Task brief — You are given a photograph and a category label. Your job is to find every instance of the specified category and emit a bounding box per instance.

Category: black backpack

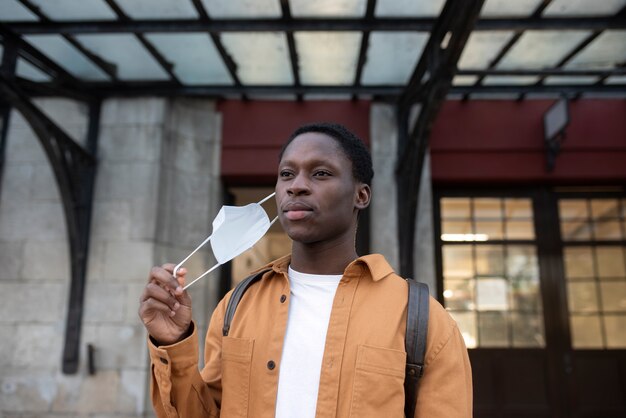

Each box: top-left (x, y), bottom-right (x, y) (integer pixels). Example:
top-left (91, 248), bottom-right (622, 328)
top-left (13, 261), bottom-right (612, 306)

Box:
top-left (222, 269), bottom-right (429, 418)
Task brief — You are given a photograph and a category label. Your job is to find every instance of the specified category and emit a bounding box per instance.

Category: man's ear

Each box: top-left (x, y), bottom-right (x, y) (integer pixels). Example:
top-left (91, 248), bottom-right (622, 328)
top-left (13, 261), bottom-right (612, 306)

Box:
top-left (355, 183), bottom-right (371, 210)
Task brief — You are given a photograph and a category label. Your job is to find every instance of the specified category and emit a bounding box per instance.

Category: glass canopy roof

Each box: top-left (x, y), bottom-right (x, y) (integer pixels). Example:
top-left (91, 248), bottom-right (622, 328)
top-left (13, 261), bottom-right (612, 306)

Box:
top-left (0, 0), bottom-right (625, 100)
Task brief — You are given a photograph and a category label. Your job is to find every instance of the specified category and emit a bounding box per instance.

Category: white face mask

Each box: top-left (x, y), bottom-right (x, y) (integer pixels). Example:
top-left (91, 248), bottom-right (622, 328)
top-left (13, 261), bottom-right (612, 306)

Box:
top-left (175, 192), bottom-right (278, 290)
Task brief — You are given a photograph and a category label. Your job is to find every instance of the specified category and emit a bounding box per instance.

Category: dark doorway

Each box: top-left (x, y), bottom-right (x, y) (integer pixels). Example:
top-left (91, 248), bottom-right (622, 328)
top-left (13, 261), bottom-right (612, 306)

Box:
top-left (434, 187), bottom-right (626, 418)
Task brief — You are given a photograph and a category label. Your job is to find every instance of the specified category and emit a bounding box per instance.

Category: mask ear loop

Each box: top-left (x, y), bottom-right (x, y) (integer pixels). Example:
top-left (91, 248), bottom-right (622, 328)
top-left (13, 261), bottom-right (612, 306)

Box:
top-left (175, 192), bottom-right (278, 290)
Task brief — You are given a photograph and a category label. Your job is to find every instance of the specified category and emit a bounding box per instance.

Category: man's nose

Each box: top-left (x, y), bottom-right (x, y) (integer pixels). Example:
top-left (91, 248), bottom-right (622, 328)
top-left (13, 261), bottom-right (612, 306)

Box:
top-left (287, 174), bottom-right (311, 195)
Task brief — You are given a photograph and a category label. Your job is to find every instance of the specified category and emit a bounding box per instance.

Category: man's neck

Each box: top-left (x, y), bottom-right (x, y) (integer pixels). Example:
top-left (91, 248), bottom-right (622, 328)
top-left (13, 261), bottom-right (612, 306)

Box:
top-left (290, 233), bottom-right (358, 275)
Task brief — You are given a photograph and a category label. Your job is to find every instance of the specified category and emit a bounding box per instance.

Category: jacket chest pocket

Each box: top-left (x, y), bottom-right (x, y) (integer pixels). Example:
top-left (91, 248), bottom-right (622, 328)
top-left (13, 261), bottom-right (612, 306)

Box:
top-left (349, 345), bottom-right (406, 418)
top-left (221, 337), bottom-right (254, 418)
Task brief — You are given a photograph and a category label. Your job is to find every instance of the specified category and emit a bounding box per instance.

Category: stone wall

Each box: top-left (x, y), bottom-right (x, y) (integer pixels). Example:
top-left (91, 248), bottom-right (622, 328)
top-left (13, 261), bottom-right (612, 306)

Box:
top-left (0, 97), bottom-right (222, 417)
top-left (369, 103), bottom-right (437, 293)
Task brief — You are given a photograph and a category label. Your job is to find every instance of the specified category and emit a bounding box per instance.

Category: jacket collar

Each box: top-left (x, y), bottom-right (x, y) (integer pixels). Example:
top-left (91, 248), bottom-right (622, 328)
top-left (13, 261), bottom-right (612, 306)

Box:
top-left (261, 253), bottom-right (395, 282)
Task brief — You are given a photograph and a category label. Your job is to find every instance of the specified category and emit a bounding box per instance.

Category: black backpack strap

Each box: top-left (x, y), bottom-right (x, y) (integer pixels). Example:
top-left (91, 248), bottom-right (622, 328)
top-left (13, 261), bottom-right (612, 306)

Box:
top-left (223, 268), bottom-right (272, 337)
top-left (404, 279), bottom-right (430, 418)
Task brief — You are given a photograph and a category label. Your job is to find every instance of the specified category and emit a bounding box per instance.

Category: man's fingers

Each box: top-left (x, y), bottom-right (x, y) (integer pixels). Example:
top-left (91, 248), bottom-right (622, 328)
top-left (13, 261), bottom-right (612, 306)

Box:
top-left (149, 266), bottom-right (181, 293)
top-left (139, 297), bottom-right (177, 318)
top-left (141, 283), bottom-right (181, 311)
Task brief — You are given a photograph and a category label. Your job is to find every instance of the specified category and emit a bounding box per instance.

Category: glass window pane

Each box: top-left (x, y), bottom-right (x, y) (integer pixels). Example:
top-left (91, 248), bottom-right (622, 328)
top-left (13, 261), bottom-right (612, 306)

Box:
top-left (570, 315), bottom-right (604, 349)
top-left (441, 198), bottom-right (471, 219)
top-left (497, 30), bottom-right (591, 70)
top-left (565, 30), bottom-right (626, 71)
top-left (505, 199), bottom-right (533, 219)
top-left (559, 199), bottom-right (589, 219)
top-left (477, 277), bottom-right (509, 311)
top-left (0, 0), bottom-right (39, 21)
top-left (567, 282), bottom-right (600, 313)
top-left (564, 247), bottom-right (595, 279)
top-left (604, 315), bottom-right (626, 348)
top-left (146, 33), bottom-right (232, 85)
top-left (221, 33), bottom-right (293, 85)
top-left (593, 221), bottom-right (623, 240)
top-left (505, 220), bottom-right (535, 240)
top-left (75, 34), bottom-right (169, 80)
top-left (476, 246), bottom-right (505, 276)
top-left (512, 313), bottom-right (545, 348)
top-left (116, 0), bottom-right (198, 19)
top-left (591, 199), bottom-right (620, 220)
top-left (510, 277), bottom-right (542, 312)
top-left (544, 76), bottom-right (599, 85)
top-left (441, 220), bottom-right (472, 235)
top-left (449, 311), bottom-right (477, 348)
top-left (443, 245), bottom-right (474, 279)
top-left (507, 245), bottom-right (539, 281)
top-left (544, 0), bottom-right (626, 17)
top-left (201, 0), bottom-right (281, 18)
top-left (458, 31), bottom-right (516, 70)
top-left (479, 312), bottom-right (509, 347)
top-left (24, 35), bottom-right (110, 81)
top-left (361, 32), bottom-right (428, 85)
top-left (600, 282), bottom-right (626, 312)
top-left (475, 220), bottom-right (503, 240)
top-left (16, 58), bottom-right (52, 82)
top-left (295, 32), bottom-right (361, 85)
top-left (443, 280), bottom-right (475, 311)
top-left (481, 0), bottom-right (544, 17)
top-left (28, 0), bottom-right (117, 20)
top-left (596, 246), bottom-right (626, 278)
top-left (291, 0), bottom-right (367, 17)
top-left (474, 198), bottom-right (502, 219)
top-left (561, 220), bottom-right (592, 241)
top-left (374, 0), bottom-right (445, 17)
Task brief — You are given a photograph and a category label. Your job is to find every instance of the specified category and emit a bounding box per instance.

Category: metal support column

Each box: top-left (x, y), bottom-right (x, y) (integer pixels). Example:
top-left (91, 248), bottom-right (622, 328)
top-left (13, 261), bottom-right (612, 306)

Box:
top-left (395, 0), bottom-right (485, 278)
top-left (0, 33), bottom-right (18, 198)
top-left (0, 73), bottom-right (100, 374)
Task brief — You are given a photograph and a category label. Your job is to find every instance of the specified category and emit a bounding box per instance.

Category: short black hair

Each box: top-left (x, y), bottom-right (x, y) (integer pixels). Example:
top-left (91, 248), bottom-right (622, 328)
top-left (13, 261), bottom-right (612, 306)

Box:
top-left (279, 122), bottom-right (374, 186)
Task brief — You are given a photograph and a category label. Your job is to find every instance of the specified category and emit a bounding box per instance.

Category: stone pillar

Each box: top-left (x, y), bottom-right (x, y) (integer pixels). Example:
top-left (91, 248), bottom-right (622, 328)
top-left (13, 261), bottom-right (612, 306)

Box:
top-left (414, 154), bottom-right (437, 294)
top-left (369, 104), bottom-right (437, 294)
top-left (0, 97), bottom-right (223, 417)
top-left (154, 98), bottom-right (223, 365)
top-left (369, 104), bottom-right (400, 271)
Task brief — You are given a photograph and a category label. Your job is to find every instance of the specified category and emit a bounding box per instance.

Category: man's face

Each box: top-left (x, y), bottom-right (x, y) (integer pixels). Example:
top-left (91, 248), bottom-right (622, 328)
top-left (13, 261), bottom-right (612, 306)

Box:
top-left (275, 132), bottom-right (370, 244)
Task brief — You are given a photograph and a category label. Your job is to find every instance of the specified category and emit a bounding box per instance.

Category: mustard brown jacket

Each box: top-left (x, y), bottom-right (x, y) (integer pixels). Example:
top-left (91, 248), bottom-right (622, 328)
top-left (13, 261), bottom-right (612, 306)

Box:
top-left (148, 254), bottom-right (473, 417)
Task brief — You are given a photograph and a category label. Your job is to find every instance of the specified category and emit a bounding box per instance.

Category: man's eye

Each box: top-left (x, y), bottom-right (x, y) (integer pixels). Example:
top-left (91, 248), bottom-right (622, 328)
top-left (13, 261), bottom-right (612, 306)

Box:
top-left (314, 170), bottom-right (331, 177)
top-left (280, 171), bottom-right (293, 177)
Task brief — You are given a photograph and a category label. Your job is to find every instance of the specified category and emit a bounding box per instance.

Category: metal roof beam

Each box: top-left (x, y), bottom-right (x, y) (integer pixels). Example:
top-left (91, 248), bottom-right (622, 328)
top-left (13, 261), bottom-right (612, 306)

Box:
top-left (396, 0), bottom-right (486, 278)
top-left (280, 0), bottom-right (302, 101)
top-left (451, 84), bottom-right (626, 95)
top-left (463, 0), bottom-right (554, 101)
top-left (458, 68), bottom-right (626, 77)
top-left (6, 16), bottom-right (626, 35)
top-left (352, 0), bottom-right (377, 100)
top-left (0, 24), bottom-right (92, 100)
top-left (15, 80), bottom-right (625, 98)
top-left (70, 82), bottom-right (406, 97)
top-left (103, 0), bottom-right (179, 84)
top-left (190, 0), bottom-right (244, 99)
top-left (17, 0), bottom-right (119, 81)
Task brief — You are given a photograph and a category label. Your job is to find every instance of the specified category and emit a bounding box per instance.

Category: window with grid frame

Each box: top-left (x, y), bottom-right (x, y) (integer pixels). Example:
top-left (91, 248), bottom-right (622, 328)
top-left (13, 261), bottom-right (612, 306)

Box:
top-left (440, 196), bottom-right (545, 349)
top-left (560, 198), bottom-right (626, 349)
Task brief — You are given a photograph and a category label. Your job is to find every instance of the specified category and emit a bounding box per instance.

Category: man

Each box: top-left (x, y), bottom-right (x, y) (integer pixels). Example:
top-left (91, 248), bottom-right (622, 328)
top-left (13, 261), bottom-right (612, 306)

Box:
top-left (139, 123), bottom-right (472, 417)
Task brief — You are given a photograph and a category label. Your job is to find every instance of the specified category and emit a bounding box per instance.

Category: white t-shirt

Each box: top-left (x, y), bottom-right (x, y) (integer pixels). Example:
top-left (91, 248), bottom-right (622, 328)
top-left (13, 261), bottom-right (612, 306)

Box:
top-left (274, 266), bottom-right (342, 418)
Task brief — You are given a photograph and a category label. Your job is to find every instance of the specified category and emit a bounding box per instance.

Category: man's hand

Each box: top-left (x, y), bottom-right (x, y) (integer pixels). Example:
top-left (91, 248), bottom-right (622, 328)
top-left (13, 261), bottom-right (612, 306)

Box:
top-left (139, 263), bottom-right (192, 346)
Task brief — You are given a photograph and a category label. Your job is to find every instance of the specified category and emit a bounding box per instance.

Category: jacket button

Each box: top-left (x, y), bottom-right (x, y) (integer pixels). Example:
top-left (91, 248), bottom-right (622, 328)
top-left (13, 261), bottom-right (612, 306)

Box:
top-left (280, 294), bottom-right (287, 303)
top-left (159, 357), bottom-right (168, 365)
top-left (267, 360), bottom-right (276, 370)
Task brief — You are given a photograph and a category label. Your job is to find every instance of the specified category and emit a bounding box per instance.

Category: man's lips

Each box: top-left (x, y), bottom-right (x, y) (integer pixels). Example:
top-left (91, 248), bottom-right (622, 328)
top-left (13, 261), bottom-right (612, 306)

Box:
top-left (282, 202), bottom-right (314, 221)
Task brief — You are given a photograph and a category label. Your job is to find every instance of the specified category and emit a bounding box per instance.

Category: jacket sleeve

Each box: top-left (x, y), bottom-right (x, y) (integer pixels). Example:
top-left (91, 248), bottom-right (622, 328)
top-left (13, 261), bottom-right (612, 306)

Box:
top-left (148, 295), bottom-right (230, 418)
top-left (413, 297), bottom-right (473, 418)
